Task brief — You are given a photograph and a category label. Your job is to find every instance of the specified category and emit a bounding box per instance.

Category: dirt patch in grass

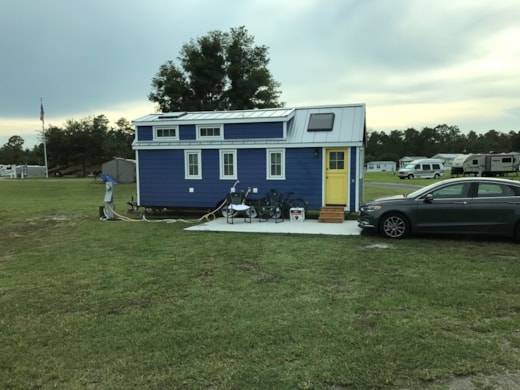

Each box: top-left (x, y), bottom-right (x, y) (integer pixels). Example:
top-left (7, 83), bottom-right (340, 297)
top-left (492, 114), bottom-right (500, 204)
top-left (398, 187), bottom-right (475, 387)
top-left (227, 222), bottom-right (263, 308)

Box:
top-left (432, 370), bottom-right (520, 389)
top-left (362, 243), bottom-right (395, 249)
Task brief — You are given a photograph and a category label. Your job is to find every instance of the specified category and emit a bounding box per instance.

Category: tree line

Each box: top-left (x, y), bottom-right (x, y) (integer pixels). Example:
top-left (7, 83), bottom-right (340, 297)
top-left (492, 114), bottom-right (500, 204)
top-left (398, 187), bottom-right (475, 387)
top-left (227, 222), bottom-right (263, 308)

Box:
top-left (0, 115), bottom-right (134, 176)
top-left (4, 121), bottom-right (519, 174)
top-left (366, 124), bottom-right (520, 163)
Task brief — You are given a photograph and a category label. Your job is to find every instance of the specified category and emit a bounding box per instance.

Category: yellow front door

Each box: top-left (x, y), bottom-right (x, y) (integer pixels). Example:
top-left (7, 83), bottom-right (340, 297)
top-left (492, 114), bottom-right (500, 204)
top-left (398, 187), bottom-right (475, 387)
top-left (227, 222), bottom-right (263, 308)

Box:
top-left (325, 148), bottom-right (348, 205)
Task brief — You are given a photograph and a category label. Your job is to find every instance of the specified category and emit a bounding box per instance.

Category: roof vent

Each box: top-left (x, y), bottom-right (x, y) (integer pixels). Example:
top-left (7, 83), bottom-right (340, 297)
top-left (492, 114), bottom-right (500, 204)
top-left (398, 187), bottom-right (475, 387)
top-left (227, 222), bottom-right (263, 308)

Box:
top-left (307, 113), bottom-right (335, 131)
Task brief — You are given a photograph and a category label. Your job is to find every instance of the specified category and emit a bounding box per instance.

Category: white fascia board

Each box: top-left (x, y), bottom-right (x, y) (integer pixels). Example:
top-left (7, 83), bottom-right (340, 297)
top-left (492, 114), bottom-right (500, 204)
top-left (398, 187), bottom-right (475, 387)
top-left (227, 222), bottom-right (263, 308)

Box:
top-left (133, 116), bottom-right (292, 127)
top-left (132, 140), bottom-right (363, 151)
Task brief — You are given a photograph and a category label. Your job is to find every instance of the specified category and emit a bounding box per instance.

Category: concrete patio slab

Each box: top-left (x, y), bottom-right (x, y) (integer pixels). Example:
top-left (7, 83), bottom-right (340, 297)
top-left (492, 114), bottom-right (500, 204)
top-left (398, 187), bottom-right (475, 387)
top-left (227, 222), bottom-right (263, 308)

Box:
top-left (185, 218), bottom-right (361, 236)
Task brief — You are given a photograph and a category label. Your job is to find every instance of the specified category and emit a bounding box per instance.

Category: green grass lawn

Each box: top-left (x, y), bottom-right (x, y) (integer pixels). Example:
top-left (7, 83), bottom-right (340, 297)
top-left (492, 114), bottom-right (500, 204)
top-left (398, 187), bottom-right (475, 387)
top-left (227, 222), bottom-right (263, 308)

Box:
top-left (1, 178), bottom-right (520, 389)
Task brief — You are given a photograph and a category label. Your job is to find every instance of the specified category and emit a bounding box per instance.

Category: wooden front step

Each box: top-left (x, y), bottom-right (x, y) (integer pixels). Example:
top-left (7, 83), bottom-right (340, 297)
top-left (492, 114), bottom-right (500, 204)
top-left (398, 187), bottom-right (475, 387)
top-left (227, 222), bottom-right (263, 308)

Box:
top-left (318, 206), bottom-right (344, 223)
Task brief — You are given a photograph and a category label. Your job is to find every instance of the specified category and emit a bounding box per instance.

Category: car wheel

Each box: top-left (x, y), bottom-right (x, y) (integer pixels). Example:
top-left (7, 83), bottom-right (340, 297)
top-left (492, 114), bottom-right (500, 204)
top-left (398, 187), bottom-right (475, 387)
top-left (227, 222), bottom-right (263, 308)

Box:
top-left (407, 174), bottom-right (414, 180)
top-left (434, 173), bottom-right (440, 179)
top-left (380, 213), bottom-right (410, 239)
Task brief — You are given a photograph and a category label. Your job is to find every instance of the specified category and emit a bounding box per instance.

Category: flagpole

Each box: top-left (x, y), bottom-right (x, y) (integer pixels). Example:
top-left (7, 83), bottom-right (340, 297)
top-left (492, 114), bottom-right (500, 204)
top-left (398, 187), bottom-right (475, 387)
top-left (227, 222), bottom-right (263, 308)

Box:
top-left (40, 98), bottom-right (49, 178)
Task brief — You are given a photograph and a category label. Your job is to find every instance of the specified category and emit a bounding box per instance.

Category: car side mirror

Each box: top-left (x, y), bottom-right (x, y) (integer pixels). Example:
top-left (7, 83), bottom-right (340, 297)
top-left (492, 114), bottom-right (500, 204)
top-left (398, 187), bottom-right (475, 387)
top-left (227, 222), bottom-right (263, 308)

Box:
top-left (424, 193), bottom-right (433, 203)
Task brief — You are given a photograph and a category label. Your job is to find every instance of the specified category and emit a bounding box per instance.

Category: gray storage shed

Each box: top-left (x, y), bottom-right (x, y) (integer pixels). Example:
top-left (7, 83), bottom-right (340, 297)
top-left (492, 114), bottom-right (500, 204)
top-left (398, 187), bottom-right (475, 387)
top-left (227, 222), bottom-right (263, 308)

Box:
top-left (102, 158), bottom-right (136, 183)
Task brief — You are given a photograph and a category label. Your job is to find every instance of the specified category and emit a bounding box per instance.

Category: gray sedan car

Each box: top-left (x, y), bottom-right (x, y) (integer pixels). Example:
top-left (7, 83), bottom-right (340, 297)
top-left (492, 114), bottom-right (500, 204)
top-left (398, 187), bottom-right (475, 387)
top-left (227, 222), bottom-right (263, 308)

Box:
top-left (358, 177), bottom-right (520, 239)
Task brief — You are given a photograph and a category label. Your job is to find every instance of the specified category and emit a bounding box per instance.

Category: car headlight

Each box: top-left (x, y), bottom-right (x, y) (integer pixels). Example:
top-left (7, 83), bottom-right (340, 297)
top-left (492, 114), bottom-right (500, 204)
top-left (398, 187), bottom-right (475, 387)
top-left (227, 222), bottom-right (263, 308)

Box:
top-left (361, 204), bottom-right (382, 212)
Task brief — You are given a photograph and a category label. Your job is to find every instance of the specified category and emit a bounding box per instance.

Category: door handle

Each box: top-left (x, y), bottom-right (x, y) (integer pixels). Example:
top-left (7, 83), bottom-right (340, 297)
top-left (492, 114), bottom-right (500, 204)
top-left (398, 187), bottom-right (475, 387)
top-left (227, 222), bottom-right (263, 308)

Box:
top-left (454, 201), bottom-right (467, 205)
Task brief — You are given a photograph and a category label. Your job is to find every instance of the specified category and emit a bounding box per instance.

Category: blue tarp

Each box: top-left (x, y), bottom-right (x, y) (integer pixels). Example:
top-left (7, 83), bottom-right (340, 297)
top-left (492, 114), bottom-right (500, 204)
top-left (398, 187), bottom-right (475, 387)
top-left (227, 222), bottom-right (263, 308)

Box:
top-left (99, 173), bottom-right (118, 184)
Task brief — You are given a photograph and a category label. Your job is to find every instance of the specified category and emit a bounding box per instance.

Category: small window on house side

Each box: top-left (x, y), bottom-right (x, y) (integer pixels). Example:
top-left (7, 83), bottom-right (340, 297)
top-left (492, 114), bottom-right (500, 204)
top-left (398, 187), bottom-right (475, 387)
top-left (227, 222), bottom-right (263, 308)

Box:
top-left (185, 150), bottom-right (202, 179)
top-left (307, 113), bottom-right (335, 131)
top-left (266, 149), bottom-right (285, 180)
top-left (197, 125), bottom-right (223, 140)
top-left (220, 150), bottom-right (237, 179)
top-left (154, 126), bottom-right (178, 140)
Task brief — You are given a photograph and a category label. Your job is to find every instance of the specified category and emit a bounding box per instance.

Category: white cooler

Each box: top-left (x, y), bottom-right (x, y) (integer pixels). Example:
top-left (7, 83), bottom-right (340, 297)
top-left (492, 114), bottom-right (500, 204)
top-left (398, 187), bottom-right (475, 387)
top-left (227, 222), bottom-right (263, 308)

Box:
top-left (289, 207), bottom-right (305, 222)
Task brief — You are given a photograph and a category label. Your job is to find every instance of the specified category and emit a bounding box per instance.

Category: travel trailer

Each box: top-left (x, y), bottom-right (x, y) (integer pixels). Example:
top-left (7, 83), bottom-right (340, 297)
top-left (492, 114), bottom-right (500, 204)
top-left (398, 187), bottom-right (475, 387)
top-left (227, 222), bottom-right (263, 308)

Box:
top-left (398, 158), bottom-right (444, 179)
top-left (450, 153), bottom-right (520, 176)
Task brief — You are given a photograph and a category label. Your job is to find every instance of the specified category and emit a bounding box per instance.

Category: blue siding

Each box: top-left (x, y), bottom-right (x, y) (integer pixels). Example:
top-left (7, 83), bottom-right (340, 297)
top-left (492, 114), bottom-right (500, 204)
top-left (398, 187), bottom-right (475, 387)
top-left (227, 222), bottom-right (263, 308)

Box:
top-left (137, 122), bottom-right (281, 142)
top-left (225, 122), bottom-right (284, 139)
top-left (137, 126), bottom-right (153, 141)
top-left (179, 124), bottom-right (196, 140)
top-left (284, 148), bottom-right (322, 209)
top-left (137, 147), bottom-right (323, 210)
top-left (138, 149), bottom-right (227, 209)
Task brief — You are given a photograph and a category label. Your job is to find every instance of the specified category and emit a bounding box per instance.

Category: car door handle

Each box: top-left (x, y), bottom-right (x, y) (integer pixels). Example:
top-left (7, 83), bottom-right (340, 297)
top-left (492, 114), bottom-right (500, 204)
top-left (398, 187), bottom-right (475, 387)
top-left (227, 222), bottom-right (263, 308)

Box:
top-left (454, 201), bottom-right (468, 205)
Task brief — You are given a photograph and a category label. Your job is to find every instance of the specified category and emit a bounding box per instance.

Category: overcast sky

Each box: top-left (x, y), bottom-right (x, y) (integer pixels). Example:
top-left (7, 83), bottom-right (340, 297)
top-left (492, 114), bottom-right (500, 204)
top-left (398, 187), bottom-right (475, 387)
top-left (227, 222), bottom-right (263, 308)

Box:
top-left (1, 0), bottom-right (519, 148)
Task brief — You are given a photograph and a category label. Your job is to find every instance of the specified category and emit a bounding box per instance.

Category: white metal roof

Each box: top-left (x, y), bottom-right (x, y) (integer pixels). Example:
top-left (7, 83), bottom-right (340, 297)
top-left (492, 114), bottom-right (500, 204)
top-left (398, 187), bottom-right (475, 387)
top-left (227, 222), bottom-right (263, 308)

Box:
top-left (132, 104), bottom-right (366, 148)
top-left (133, 107), bottom-right (296, 125)
top-left (287, 104), bottom-right (365, 146)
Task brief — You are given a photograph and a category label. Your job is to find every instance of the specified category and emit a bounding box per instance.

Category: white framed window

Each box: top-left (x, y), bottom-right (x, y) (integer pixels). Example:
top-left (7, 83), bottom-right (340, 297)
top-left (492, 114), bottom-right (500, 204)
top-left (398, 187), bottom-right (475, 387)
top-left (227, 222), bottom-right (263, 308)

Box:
top-left (266, 149), bottom-right (285, 180)
top-left (197, 124), bottom-right (223, 140)
top-left (154, 126), bottom-right (178, 140)
top-left (220, 149), bottom-right (237, 179)
top-left (184, 150), bottom-right (202, 179)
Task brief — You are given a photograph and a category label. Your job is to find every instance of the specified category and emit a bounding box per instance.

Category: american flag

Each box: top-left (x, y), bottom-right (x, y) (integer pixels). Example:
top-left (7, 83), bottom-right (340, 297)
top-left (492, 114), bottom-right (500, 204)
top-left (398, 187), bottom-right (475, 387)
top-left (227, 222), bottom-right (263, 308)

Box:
top-left (40, 100), bottom-right (45, 122)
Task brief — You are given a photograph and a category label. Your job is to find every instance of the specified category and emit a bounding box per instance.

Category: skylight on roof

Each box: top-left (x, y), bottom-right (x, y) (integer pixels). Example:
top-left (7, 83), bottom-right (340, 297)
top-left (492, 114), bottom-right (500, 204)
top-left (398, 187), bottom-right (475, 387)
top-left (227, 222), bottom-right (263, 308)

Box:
top-left (307, 113), bottom-right (335, 131)
top-left (157, 112), bottom-right (187, 119)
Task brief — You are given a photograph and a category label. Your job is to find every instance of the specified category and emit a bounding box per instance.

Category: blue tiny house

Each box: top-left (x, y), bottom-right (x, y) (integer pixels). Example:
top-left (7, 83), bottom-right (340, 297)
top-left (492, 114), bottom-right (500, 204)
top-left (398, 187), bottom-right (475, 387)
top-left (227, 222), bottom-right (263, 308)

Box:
top-left (132, 104), bottom-right (366, 212)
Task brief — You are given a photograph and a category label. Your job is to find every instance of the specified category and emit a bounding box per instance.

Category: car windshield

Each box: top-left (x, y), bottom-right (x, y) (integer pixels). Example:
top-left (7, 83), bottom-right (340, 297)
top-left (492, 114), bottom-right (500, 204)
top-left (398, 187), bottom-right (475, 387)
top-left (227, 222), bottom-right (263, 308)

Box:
top-left (404, 164), bottom-right (415, 169)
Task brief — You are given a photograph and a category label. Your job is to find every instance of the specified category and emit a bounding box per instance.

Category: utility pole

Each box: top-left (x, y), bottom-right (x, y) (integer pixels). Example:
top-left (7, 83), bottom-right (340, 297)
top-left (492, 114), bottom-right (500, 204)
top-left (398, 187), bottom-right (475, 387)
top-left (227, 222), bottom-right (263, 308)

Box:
top-left (40, 98), bottom-right (49, 178)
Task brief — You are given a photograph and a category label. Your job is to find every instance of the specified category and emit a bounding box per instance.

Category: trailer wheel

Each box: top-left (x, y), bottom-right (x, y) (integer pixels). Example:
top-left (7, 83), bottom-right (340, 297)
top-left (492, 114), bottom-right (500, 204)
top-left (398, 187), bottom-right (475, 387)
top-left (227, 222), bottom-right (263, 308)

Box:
top-left (247, 206), bottom-right (258, 219)
top-left (217, 199), bottom-right (229, 217)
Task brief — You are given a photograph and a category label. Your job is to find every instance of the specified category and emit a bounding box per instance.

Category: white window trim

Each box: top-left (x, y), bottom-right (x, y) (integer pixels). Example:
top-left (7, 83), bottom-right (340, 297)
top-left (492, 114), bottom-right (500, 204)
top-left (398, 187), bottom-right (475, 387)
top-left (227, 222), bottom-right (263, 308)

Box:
top-left (184, 150), bottom-right (202, 179)
top-left (153, 126), bottom-right (179, 140)
top-left (220, 149), bottom-right (237, 180)
top-left (197, 124), bottom-right (223, 140)
top-left (266, 149), bottom-right (285, 180)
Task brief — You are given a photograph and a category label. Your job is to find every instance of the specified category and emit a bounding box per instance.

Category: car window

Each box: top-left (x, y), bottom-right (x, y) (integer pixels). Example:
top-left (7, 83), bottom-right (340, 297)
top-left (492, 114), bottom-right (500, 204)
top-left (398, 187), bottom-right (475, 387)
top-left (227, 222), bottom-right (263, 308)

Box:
top-left (432, 164), bottom-right (440, 169)
top-left (422, 164), bottom-right (431, 170)
top-left (430, 183), bottom-right (468, 199)
top-left (477, 183), bottom-right (516, 197)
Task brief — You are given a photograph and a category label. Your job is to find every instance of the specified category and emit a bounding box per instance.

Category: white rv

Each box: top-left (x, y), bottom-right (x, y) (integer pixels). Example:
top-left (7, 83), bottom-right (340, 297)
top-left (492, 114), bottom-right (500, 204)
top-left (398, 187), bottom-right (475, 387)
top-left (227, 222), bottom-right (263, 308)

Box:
top-left (450, 153), bottom-right (520, 176)
top-left (398, 158), bottom-right (444, 179)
